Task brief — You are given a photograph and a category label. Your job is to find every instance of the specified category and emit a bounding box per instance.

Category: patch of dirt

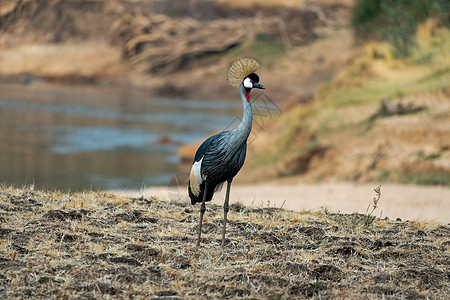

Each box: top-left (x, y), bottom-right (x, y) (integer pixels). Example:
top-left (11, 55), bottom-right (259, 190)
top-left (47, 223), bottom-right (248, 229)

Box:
top-left (0, 186), bottom-right (448, 298)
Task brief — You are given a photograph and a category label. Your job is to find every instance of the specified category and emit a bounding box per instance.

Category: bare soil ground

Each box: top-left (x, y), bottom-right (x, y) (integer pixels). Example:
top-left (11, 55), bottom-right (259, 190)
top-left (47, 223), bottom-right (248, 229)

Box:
top-left (1, 186), bottom-right (449, 299)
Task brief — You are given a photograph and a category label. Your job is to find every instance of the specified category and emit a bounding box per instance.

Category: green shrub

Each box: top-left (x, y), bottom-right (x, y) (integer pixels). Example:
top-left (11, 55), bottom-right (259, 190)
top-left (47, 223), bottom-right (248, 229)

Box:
top-left (351, 0), bottom-right (449, 57)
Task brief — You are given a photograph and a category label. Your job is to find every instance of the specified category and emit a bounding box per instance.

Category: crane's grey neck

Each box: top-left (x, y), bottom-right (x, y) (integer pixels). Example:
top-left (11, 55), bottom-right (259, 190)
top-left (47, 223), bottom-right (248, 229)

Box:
top-left (231, 84), bottom-right (253, 144)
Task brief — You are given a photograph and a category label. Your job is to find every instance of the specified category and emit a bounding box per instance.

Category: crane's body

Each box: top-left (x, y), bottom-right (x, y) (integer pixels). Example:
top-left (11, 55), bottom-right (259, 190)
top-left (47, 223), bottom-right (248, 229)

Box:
top-left (188, 57), bottom-right (265, 247)
top-left (188, 84), bottom-right (252, 205)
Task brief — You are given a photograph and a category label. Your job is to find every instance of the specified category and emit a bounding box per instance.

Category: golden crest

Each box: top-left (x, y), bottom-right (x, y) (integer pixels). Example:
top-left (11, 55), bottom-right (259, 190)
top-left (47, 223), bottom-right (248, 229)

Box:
top-left (226, 57), bottom-right (262, 87)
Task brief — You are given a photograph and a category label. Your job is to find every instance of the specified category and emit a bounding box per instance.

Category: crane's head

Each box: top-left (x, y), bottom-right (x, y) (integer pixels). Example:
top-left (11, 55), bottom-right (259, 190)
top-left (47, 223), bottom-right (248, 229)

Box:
top-left (242, 73), bottom-right (265, 101)
top-left (227, 57), bottom-right (265, 101)
top-left (243, 73), bottom-right (265, 90)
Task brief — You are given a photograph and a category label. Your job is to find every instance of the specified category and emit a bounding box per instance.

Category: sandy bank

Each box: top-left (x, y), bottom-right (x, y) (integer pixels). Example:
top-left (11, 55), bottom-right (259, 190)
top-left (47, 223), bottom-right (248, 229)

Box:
top-left (113, 181), bottom-right (450, 223)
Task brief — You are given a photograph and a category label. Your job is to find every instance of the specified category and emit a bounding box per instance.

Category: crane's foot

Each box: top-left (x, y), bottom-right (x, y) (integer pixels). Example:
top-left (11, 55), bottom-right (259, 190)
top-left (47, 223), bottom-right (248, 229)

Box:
top-left (196, 223), bottom-right (203, 248)
top-left (221, 219), bottom-right (228, 248)
top-left (221, 179), bottom-right (232, 249)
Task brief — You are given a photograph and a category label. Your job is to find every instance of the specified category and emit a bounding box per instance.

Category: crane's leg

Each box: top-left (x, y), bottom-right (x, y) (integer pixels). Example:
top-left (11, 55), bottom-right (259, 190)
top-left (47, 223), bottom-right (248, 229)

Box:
top-left (196, 182), bottom-right (209, 247)
top-left (221, 179), bottom-right (232, 248)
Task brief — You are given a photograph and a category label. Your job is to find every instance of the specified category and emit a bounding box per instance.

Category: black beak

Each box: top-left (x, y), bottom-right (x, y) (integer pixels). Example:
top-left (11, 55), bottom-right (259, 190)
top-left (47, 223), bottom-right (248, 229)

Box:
top-left (253, 82), bottom-right (265, 89)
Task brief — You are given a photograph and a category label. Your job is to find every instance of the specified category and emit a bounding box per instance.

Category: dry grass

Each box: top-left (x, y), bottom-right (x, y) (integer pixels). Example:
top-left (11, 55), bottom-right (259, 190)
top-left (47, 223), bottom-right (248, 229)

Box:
top-left (218, 0), bottom-right (356, 8)
top-left (0, 186), bottom-right (448, 299)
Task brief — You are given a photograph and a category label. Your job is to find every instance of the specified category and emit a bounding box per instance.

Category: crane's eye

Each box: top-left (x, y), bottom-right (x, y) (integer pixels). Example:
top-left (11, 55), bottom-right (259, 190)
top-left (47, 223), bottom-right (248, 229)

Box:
top-left (243, 77), bottom-right (252, 89)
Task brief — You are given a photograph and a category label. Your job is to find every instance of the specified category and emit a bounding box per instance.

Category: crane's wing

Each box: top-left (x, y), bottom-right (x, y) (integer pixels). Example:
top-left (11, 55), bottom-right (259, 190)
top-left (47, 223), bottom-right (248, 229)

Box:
top-left (188, 131), bottom-right (246, 204)
top-left (189, 133), bottom-right (225, 198)
top-left (193, 134), bottom-right (217, 162)
top-left (200, 132), bottom-right (247, 181)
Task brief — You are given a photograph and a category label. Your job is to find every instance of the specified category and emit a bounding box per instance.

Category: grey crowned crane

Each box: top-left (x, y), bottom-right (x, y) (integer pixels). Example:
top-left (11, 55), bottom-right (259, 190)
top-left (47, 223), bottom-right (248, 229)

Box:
top-left (188, 57), bottom-right (265, 247)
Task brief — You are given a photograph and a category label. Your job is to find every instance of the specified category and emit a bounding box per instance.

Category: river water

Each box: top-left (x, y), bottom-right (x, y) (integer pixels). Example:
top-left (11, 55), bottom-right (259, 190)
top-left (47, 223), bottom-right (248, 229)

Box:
top-left (0, 85), bottom-right (241, 191)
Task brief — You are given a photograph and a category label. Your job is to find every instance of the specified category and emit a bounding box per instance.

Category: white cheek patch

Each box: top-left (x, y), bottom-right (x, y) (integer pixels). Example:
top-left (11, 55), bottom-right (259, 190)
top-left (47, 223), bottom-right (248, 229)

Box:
top-left (243, 77), bottom-right (253, 89)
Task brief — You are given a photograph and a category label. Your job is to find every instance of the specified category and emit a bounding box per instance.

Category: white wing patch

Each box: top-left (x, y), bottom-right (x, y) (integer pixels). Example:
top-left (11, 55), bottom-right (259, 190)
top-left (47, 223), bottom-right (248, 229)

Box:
top-left (189, 157), bottom-right (204, 196)
top-left (189, 156), bottom-right (223, 197)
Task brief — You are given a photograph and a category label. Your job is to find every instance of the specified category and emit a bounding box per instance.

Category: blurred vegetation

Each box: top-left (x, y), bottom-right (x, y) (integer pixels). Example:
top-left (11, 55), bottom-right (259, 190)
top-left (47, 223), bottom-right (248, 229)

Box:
top-left (250, 22), bottom-right (449, 185)
top-left (226, 34), bottom-right (286, 68)
top-left (351, 0), bottom-right (449, 57)
top-left (319, 27), bottom-right (450, 107)
top-left (400, 169), bottom-right (450, 186)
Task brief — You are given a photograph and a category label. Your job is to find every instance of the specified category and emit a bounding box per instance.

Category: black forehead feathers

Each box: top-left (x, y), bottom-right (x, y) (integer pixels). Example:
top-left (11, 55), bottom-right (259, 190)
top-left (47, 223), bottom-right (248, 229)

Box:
top-left (245, 73), bottom-right (260, 83)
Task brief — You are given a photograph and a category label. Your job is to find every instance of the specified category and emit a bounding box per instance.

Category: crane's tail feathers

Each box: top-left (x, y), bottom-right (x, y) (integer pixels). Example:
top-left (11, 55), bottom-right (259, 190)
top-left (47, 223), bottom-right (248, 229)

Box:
top-left (214, 182), bottom-right (224, 193)
top-left (188, 180), bottom-right (202, 205)
top-left (188, 180), bottom-right (222, 205)
top-left (227, 57), bottom-right (262, 87)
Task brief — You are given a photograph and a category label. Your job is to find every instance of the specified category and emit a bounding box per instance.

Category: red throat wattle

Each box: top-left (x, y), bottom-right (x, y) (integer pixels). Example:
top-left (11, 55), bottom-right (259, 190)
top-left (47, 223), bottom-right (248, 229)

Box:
top-left (245, 90), bottom-right (251, 102)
